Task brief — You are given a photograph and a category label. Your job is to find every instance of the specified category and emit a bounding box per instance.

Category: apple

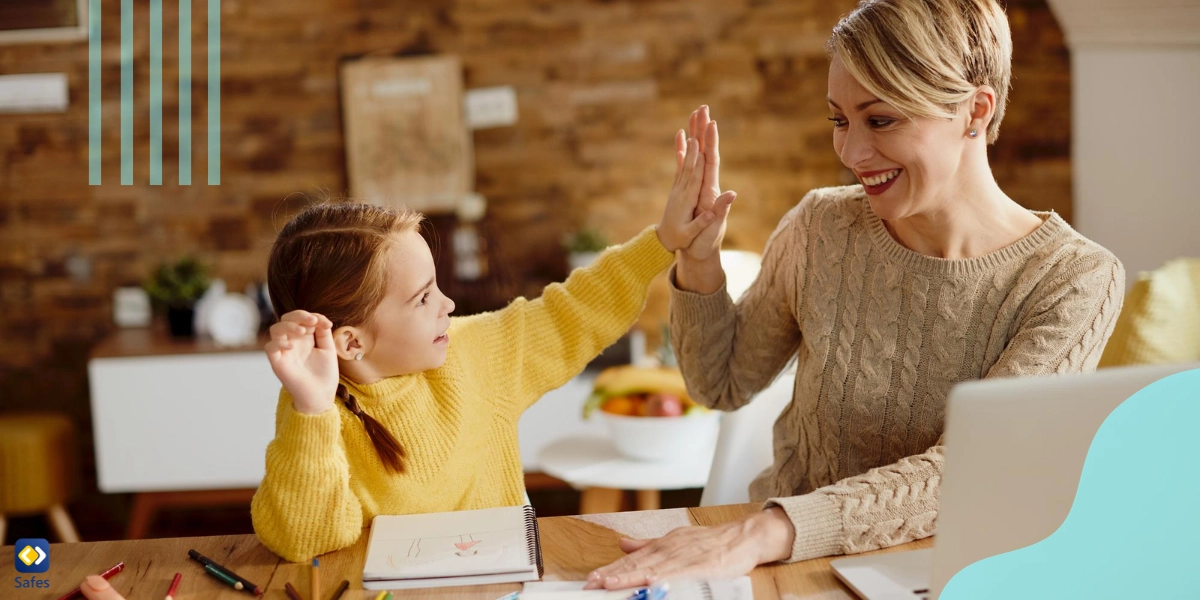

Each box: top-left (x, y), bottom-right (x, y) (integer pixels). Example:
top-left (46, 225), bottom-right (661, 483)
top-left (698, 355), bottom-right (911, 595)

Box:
top-left (644, 393), bottom-right (683, 417)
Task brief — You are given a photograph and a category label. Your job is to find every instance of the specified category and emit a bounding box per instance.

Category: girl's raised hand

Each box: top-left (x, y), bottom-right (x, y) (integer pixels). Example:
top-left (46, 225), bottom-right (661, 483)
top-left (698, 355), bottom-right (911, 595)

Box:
top-left (264, 310), bottom-right (340, 415)
top-left (658, 130), bottom-right (735, 252)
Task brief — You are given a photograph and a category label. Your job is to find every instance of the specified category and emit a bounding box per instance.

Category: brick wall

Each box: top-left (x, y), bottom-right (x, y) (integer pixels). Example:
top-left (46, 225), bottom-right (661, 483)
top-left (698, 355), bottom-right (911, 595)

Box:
top-left (0, 0), bottom-right (1069, 537)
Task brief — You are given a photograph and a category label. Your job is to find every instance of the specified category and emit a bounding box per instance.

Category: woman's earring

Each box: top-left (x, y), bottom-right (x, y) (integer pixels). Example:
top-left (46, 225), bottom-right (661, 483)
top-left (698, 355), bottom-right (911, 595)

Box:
top-left (355, 352), bottom-right (363, 361)
top-left (968, 128), bottom-right (979, 138)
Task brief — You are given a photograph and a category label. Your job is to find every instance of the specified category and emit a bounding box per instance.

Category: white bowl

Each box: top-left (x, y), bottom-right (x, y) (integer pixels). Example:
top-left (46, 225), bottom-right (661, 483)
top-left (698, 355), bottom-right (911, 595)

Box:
top-left (599, 411), bottom-right (720, 462)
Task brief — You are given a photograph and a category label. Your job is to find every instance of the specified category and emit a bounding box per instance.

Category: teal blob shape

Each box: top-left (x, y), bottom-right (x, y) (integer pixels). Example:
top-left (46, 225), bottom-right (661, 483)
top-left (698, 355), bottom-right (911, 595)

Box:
top-left (942, 368), bottom-right (1200, 599)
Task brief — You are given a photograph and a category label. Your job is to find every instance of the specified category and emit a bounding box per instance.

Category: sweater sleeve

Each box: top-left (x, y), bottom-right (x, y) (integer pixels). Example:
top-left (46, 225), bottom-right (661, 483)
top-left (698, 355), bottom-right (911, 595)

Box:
top-left (250, 389), bottom-right (365, 562)
top-left (451, 225), bottom-right (674, 414)
top-left (762, 248), bottom-right (1125, 563)
top-left (668, 196), bottom-right (809, 411)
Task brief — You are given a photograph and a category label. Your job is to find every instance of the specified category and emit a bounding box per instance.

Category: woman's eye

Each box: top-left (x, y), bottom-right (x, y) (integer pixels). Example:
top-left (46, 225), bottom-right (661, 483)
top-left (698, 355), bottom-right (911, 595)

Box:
top-left (828, 117), bottom-right (847, 128)
top-left (868, 117), bottom-right (896, 128)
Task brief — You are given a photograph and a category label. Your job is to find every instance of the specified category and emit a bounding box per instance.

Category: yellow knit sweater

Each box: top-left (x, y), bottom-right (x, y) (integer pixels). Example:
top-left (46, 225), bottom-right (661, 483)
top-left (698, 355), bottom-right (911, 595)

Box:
top-left (251, 226), bottom-right (673, 562)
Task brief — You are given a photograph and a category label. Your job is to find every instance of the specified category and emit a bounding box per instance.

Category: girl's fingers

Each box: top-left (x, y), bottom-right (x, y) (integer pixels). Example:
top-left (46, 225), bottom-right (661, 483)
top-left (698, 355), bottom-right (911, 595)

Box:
top-left (673, 129), bottom-right (687, 184)
top-left (270, 321), bottom-right (307, 341)
top-left (681, 210), bottom-right (718, 240)
top-left (313, 320), bottom-right (336, 351)
top-left (281, 310), bottom-right (318, 327)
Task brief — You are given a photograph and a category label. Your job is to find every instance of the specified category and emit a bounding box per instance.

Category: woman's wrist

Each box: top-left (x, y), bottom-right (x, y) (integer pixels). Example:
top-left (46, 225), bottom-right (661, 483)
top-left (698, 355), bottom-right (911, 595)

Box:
top-left (743, 506), bottom-right (796, 565)
top-left (675, 252), bottom-right (726, 295)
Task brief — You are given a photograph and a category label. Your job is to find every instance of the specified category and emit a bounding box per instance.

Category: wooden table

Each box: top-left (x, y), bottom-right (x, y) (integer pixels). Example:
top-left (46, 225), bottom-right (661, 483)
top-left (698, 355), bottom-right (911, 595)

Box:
top-left (2, 503), bottom-right (932, 599)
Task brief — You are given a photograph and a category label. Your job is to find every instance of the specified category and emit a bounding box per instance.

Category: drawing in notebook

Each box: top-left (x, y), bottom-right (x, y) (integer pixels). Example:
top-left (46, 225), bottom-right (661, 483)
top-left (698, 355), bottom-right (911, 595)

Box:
top-left (384, 526), bottom-right (526, 573)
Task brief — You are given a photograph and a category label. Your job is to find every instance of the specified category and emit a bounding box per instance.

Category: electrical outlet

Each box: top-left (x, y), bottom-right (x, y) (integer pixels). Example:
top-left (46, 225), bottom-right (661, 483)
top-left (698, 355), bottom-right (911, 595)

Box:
top-left (464, 86), bottom-right (517, 129)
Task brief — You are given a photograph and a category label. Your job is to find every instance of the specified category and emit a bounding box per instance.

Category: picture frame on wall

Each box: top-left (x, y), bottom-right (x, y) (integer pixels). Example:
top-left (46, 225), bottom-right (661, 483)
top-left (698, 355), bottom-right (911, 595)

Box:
top-left (340, 54), bottom-right (473, 214)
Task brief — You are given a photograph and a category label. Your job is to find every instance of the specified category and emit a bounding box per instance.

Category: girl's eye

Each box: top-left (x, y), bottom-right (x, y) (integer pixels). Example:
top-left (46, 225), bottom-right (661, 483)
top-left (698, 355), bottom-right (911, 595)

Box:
top-left (418, 292), bottom-right (430, 306)
top-left (828, 116), bottom-right (847, 128)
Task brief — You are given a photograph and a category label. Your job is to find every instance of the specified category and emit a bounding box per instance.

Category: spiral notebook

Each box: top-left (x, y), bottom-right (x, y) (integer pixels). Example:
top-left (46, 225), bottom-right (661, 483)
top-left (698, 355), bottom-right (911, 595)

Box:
top-left (361, 505), bottom-right (543, 590)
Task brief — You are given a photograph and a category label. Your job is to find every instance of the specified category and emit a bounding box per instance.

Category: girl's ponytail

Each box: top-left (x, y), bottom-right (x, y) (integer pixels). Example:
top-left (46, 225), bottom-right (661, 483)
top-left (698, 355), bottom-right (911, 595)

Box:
top-left (337, 383), bottom-right (406, 473)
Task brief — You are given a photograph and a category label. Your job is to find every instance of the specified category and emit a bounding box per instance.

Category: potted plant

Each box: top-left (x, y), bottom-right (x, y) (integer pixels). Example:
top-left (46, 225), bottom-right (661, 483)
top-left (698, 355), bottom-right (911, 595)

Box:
top-left (564, 227), bottom-right (610, 271)
top-left (143, 257), bottom-right (211, 337)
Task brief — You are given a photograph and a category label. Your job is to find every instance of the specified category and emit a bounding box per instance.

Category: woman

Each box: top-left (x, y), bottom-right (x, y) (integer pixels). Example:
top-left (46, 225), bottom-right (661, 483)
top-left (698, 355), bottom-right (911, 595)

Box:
top-left (587, 0), bottom-right (1124, 589)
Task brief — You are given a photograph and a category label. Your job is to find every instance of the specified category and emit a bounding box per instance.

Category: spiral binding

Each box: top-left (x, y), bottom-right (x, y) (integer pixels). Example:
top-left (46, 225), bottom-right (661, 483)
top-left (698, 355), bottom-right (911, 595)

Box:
top-left (523, 505), bottom-right (544, 577)
top-left (699, 581), bottom-right (714, 600)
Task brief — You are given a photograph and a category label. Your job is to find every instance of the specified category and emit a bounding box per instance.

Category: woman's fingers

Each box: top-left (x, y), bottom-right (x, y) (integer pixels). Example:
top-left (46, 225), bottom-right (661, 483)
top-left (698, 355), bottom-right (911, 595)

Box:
top-left (703, 120), bottom-right (720, 202)
top-left (618, 538), bottom-right (653, 553)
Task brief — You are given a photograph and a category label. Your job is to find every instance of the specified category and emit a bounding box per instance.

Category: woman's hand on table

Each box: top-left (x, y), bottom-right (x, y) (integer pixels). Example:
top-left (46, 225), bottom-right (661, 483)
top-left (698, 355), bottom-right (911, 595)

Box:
top-left (583, 506), bottom-right (797, 590)
top-left (79, 575), bottom-right (126, 600)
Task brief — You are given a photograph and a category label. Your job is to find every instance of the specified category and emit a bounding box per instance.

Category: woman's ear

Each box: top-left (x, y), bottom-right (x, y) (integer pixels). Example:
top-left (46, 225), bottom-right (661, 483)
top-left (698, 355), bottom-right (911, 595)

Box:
top-left (332, 325), bottom-right (367, 361)
top-left (968, 85), bottom-right (998, 134)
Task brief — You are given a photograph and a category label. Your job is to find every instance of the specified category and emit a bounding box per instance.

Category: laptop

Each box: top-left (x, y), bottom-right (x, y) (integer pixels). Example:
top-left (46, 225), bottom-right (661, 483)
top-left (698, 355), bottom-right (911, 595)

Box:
top-left (831, 362), bottom-right (1198, 600)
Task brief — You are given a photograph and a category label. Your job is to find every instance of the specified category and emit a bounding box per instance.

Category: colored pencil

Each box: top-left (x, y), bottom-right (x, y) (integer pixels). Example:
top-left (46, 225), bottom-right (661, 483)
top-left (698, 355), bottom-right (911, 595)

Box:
top-left (188, 549), bottom-right (263, 595)
top-left (55, 562), bottom-right (125, 600)
top-left (165, 572), bottom-right (182, 600)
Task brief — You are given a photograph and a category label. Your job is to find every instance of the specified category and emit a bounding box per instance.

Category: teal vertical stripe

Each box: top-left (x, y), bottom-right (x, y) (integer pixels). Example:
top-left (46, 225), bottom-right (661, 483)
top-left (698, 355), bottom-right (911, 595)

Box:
top-left (88, 0), bottom-right (101, 185)
top-left (150, 0), bottom-right (162, 185)
top-left (207, 0), bottom-right (220, 185)
top-left (179, 0), bottom-right (191, 185)
top-left (121, 0), bottom-right (133, 185)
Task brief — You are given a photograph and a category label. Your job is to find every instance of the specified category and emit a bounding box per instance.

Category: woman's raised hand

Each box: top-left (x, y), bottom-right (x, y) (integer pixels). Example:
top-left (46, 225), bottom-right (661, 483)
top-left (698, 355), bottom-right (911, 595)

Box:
top-left (657, 128), bottom-right (735, 252)
top-left (264, 310), bottom-right (340, 415)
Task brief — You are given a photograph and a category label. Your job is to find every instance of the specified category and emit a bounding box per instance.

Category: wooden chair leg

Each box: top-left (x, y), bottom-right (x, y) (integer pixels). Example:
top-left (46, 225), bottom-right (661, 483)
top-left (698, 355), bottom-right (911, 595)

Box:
top-left (635, 489), bottom-right (661, 511)
top-left (0, 513), bottom-right (7, 546)
top-left (579, 487), bottom-right (624, 514)
top-left (47, 504), bottom-right (81, 543)
top-left (126, 492), bottom-right (159, 540)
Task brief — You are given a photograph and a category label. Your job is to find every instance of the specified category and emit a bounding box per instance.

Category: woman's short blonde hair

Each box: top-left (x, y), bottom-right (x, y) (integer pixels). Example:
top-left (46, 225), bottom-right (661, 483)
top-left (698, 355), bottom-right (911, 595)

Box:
top-left (827, 0), bottom-right (1013, 144)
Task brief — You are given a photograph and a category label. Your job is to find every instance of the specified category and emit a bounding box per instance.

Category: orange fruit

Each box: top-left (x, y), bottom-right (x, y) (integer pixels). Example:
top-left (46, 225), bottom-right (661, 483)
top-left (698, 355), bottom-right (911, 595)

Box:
top-left (601, 396), bottom-right (639, 416)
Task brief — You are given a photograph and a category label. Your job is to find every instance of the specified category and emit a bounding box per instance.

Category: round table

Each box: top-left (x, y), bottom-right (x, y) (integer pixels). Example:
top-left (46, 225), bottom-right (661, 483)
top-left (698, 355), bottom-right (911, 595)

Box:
top-left (537, 434), bottom-right (716, 514)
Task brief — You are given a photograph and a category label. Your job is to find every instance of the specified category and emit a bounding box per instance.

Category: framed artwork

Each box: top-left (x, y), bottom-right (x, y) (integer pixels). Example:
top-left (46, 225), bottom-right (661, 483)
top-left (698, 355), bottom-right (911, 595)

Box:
top-left (340, 54), bottom-right (473, 214)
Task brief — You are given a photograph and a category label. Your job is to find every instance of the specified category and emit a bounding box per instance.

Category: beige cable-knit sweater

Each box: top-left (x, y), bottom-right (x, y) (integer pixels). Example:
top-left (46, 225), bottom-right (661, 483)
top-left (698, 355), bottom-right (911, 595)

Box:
top-left (669, 185), bottom-right (1125, 563)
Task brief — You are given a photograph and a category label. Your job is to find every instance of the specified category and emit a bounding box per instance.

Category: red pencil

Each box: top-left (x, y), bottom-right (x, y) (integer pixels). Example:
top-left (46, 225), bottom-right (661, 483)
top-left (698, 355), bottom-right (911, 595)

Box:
top-left (56, 562), bottom-right (125, 600)
top-left (165, 572), bottom-right (183, 600)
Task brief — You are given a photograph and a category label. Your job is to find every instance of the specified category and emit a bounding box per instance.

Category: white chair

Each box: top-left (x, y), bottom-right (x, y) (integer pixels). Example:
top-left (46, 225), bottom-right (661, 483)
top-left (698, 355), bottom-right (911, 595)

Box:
top-left (700, 369), bottom-right (795, 506)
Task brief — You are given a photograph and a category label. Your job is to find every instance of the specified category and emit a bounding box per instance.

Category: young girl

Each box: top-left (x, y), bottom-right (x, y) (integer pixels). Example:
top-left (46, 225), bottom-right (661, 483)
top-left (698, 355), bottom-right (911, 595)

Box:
top-left (250, 131), bottom-right (735, 562)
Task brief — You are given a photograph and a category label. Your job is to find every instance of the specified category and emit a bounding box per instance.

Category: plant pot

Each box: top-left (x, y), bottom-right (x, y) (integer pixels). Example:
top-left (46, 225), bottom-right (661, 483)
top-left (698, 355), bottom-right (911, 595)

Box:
top-left (166, 305), bottom-right (196, 337)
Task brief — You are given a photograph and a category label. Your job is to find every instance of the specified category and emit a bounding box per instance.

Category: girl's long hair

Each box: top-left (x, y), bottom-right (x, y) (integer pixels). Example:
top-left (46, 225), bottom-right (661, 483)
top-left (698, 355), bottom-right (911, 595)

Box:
top-left (267, 202), bottom-right (424, 472)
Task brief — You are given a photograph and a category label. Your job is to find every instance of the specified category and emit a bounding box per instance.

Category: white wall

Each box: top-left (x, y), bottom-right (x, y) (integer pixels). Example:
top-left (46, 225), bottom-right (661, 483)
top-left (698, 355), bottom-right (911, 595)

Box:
top-left (1045, 0), bottom-right (1200, 285)
top-left (1072, 47), bottom-right (1200, 283)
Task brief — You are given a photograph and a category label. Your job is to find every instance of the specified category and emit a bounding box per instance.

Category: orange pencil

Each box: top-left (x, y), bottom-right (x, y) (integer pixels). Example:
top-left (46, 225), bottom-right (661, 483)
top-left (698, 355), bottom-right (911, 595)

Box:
top-left (311, 558), bottom-right (320, 600)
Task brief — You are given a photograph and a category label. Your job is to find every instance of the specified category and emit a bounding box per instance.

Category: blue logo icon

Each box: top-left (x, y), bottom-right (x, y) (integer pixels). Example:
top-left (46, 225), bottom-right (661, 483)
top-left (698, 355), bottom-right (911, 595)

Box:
top-left (14, 539), bottom-right (50, 574)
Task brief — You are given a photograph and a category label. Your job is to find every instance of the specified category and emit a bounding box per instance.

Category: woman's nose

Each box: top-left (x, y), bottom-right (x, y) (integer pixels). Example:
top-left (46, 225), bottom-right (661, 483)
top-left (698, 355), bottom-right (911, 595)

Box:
top-left (839, 124), bottom-right (874, 168)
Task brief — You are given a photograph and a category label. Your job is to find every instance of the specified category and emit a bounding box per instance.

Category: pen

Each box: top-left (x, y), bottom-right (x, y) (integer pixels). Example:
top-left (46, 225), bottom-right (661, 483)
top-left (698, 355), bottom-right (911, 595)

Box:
top-left (206, 564), bottom-right (244, 591)
top-left (55, 562), bottom-right (126, 600)
top-left (373, 591), bottom-right (388, 600)
top-left (312, 558), bottom-right (321, 600)
top-left (329, 579), bottom-right (350, 600)
top-left (284, 582), bottom-right (306, 600)
top-left (165, 572), bottom-right (182, 600)
top-left (188, 549), bottom-right (263, 595)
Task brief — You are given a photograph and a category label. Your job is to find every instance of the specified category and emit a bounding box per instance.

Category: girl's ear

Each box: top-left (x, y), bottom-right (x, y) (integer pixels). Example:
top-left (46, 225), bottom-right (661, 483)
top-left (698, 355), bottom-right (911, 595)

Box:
top-left (332, 325), bottom-right (366, 361)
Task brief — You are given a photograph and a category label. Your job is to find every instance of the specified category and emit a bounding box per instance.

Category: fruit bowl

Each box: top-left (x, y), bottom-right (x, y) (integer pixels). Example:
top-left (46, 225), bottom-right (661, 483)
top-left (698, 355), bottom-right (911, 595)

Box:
top-left (598, 410), bottom-right (720, 462)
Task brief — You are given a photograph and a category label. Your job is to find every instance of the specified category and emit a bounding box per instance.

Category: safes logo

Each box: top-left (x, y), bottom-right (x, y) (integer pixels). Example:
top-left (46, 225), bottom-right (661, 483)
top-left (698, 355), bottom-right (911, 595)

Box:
top-left (14, 539), bottom-right (49, 574)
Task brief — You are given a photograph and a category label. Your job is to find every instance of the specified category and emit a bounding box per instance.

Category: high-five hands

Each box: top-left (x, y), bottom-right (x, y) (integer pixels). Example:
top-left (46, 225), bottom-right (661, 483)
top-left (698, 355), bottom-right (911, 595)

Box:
top-left (676, 105), bottom-right (733, 262)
